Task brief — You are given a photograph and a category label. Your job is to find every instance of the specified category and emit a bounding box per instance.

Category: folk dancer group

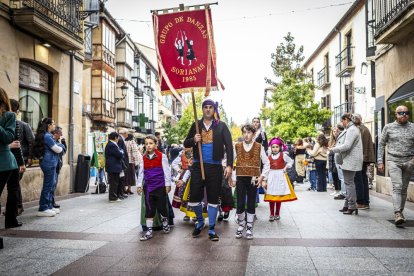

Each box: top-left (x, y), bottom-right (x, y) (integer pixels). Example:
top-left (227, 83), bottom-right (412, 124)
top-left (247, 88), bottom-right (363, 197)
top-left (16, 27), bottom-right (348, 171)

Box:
top-left (136, 97), bottom-right (297, 241)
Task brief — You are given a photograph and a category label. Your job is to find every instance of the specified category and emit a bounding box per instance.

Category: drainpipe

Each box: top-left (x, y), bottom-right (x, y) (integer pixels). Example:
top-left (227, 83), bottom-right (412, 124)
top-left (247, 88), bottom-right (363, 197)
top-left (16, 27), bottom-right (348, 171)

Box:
top-left (69, 51), bottom-right (75, 192)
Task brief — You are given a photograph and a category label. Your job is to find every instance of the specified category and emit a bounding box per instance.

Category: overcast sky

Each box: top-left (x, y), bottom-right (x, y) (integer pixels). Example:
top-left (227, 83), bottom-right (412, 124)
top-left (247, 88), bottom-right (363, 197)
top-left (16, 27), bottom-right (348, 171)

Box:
top-left (106, 0), bottom-right (355, 125)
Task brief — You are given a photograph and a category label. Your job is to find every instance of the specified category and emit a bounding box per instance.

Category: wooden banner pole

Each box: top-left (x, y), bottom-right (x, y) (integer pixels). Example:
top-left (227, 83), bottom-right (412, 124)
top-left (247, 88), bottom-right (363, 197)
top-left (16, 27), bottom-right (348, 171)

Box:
top-left (191, 90), bottom-right (205, 180)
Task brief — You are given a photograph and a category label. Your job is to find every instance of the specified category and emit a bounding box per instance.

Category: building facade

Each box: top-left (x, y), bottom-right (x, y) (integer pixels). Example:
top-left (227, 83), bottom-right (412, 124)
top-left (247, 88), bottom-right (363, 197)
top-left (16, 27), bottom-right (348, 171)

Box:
top-left (0, 0), bottom-right (84, 202)
top-left (370, 0), bottom-right (414, 197)
top-left (304, 0), bottom-right (376, 134)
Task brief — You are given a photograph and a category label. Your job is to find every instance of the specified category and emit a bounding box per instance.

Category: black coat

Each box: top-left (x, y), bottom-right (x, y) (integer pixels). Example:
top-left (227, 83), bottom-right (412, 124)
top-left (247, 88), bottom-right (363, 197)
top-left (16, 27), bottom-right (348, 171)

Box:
top-left (105, 141), bottom-right (124, 173)
top-left (184, 120), bottom-right (233, 168)
top-left (117, 137), bottom-right (129, 169)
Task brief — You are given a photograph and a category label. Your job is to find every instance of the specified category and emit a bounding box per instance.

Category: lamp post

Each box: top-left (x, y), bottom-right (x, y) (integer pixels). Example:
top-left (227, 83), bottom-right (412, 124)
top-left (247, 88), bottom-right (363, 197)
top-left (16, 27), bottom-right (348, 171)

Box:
top-left (115, 81), bottom-right (128, 103)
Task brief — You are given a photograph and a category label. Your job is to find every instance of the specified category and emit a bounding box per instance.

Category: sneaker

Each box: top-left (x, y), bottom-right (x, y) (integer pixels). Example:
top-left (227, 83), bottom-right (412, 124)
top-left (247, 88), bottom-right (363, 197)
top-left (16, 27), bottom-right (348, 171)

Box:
top-left (330, 191), bottom-right (338, 196)
top-left (183, 216), bottom-right (190, 222)
top-left (109, 199), bottom-right (122, 203)
top-left (52, 208), bottom-right (60, 214)
top-left (37, 209), bottom-right (56, 217)
top-left (140, 230), bottom-right (153, 241)
top-left (162, 218), bottom-right (170, 234)
top-left (274, 215), bottom-right (281, 220)
top-left (208, 233), bottom-right (219, 241)
top-left (400, 212), bottom-right (407, 223)
top-left (192, 222), bottom-right (205, 238)
top-left (395, 212), bottom-right (405, 225)
top-left (334, 194), bottom-right (346, 200)
top-left (269, 216), bottom-right (274, 222)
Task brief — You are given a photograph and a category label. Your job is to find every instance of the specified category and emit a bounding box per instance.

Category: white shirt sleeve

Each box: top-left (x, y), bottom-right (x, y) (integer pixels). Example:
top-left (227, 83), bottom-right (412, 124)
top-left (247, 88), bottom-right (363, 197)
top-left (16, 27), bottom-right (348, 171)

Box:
top-left (51, 144), bottom-right (63, 153)
top-left (260, 146), bottom-right (270, 180)
top-left (171, 152), bottom-right (182, 172)
top-left (182, 170), bottom-right (191, 182)
top-left (231, 170), bottom-right (236, 182)
top-left (137, 161), bottom-right (144, 188)
top-left (283, 153), bottom-right (294, 168)
top-left (162, 154), bottom-right (172, 187)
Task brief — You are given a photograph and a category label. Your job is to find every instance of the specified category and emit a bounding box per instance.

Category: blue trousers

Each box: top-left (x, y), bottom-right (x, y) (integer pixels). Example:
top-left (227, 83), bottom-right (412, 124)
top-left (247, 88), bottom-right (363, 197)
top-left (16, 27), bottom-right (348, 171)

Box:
top-left (39, 164), bottom-right (57, 211)
top-left (309, 170), bottom-right (317, 190)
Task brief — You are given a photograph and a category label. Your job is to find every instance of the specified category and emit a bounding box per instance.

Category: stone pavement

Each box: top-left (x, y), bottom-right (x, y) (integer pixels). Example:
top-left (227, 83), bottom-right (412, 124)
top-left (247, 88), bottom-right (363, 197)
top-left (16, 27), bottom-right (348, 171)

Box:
top-left (1, 183), bottom-right (414, 275)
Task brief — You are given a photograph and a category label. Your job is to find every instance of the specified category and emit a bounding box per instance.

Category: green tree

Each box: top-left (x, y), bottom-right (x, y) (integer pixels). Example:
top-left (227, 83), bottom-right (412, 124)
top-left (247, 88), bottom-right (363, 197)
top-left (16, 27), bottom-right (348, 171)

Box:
top-left (261, 32), bottom-right (332, 141)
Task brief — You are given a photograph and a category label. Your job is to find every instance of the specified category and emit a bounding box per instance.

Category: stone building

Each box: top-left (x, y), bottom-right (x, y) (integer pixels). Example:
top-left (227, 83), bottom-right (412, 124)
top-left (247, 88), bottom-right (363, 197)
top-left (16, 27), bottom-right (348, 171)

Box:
top-left (0, 0), bottom-right (85, 202)
top-left (370, 0), bottom-right (414, 197)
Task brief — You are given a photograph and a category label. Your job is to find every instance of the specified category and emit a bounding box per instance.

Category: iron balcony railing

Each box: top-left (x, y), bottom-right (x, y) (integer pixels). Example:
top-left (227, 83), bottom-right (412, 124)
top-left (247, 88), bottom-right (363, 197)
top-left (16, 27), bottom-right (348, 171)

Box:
top-left (334, 102), bottom-right (355, 124)
top-left (22, 0), bottom-right (83, 38)
top-left (335, 46), bottom-right (354, 76)
top-left (317, 67), bottom-right (329, 88)
top-left (374, 0), bottom-right (414, 36)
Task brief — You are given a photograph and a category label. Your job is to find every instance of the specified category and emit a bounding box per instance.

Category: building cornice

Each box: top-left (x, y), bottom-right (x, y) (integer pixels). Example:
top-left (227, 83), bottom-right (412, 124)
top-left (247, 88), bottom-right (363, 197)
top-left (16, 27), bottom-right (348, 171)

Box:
top-left (303, 0), bottom-right (365, 68)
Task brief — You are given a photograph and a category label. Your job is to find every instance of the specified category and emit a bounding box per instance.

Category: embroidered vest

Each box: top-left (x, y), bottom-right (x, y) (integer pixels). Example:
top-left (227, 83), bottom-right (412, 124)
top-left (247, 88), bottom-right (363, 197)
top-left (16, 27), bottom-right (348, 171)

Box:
top-left (235, 142), bottom-right (261, 177)
top-left (269, 153), bottom-right (285, 170)
top-left (181, 152), bottom-right (189, 170)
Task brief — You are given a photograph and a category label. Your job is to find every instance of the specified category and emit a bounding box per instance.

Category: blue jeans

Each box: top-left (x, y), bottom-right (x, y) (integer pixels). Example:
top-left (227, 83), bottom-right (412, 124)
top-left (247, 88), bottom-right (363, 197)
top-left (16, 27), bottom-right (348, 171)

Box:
top-left (39, 164), bottom-right (57, 211)
top-left (309, 170), bottom-right (317, 190)
top-left (315, 160), bottom-right (327, 192)
top-left (97, 168), bottom-right (105, 183)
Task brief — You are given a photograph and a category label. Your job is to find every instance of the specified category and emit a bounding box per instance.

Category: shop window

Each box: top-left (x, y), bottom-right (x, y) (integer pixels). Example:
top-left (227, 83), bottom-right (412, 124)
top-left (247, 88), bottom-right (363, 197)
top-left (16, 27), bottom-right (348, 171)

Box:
top-left (18, 62), bottom-right (51, 132)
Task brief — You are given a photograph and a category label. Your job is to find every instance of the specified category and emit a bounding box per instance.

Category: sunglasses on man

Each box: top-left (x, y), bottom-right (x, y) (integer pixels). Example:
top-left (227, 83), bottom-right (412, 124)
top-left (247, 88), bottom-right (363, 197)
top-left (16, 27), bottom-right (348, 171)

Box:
top-left (396, 111), bottom-right (410, 116)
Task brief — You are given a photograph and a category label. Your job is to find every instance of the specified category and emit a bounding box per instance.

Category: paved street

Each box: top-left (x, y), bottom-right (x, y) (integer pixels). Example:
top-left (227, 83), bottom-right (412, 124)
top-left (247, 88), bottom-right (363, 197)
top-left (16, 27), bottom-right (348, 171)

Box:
top-left (1, 183), bottom-right (414, 275)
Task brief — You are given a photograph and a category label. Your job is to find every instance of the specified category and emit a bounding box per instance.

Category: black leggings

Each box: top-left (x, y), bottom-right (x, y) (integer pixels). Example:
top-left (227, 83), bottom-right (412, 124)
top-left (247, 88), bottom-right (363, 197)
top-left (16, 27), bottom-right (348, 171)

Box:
top-left (189, 163), bottom-right (223, 204)
top-left (0, 169), bottom-right (19, 225)
top-left (236, 176), bottom-right (257, 214)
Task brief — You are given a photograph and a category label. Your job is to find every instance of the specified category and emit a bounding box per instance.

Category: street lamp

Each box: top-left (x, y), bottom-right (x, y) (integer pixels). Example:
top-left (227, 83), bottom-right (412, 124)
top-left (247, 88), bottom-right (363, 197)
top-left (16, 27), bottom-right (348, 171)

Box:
top-left (115, 82), bottom-right (128, 103)
top-left (342, 72), bottom-right (365, 94)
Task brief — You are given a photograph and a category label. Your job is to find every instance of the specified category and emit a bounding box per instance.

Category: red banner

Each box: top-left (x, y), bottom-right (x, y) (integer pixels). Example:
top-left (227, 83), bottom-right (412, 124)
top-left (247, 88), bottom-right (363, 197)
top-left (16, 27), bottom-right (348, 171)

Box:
top-left (153, 8), bottom-right (221, 96)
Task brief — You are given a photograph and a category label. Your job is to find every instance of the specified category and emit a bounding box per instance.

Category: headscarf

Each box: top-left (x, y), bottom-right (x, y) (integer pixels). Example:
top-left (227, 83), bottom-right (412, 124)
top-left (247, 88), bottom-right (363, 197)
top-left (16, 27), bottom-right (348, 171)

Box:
top-left (268, 137), bottom-right (287, 152)
top-left (202, 97), bottom-right (220, 127)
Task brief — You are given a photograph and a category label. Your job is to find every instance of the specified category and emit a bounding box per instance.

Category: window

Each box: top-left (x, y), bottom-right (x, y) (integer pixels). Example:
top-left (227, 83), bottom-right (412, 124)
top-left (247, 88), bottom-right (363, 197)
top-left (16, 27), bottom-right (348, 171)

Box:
top-left (366, 0), bottom-right (376, 57)
top-left (126, 45), bottom-right (134, 69)
top-left (324, 53), bottom-right (329, 83)
top-left (309, 68), bottom-right (314, 84)
top-left (18, 62), bottom-right (51, 132)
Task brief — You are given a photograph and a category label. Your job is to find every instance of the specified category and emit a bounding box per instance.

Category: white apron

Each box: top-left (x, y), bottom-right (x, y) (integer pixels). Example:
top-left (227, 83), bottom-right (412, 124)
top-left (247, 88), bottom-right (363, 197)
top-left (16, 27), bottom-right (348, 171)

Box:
top-left (267, 169), bottom-right (290, 196)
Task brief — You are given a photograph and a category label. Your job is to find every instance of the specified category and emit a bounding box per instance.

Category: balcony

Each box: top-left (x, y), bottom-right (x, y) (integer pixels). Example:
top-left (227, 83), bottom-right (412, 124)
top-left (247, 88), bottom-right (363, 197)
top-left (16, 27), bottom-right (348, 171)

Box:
top-left (374, 0), bottom-right (414, 44)
top-left (334, 102), bottom-right (355, 124)
top-left (91, 98), bottom-right (115, 123)
top-left (316, 67), bottom-right (330, 89)
top-left (335, 47), bottom-right (355, 77)
top-left (11, 0), bottom-right (83, 50)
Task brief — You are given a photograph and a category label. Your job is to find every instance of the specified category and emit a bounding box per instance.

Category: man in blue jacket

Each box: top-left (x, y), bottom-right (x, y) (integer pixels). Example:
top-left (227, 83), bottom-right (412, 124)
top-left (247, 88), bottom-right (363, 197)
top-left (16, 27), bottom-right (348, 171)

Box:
top-left (105, 132), bottom-right (124, 202)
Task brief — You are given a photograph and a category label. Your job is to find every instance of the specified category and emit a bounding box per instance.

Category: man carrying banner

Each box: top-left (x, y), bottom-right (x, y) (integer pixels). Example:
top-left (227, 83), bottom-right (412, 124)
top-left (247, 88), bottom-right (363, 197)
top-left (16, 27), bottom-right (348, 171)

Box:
top-left (184, 97), bottom-right (233, 241)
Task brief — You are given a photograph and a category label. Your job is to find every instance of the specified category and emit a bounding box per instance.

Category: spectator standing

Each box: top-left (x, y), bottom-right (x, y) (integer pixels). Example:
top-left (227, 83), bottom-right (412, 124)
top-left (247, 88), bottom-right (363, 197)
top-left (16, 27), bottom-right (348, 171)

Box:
top-left (125, 133), bottom-right (141, 194)
top-left (307, 134), bottom-right (328, 192)
top-left (331, 113), bottom-right (363, 215)
top-left (294, 139), bottom-right (306, 182)
top-left (0, 88), bottom-right (21, 228)
top-left (105, 132), bottom-right (124, 202)
top-left (328, 125), bottom-right (342, 196)
top-left (117, 128), bottom-right (129, 199)
top-left (51, 126), bottom-right (66, 209)
top-left (33, 118), bottom-right (64, 217)
top-left (353, 114), bottom-right (375, 210)
top-left (9, 99), bottom-right (32, 215)
top-left (377, 105), bottom-right (414, 225)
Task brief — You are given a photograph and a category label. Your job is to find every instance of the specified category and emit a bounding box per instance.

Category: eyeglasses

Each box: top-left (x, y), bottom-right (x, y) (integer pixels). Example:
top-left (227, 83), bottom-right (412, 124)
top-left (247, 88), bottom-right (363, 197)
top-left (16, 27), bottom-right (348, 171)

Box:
top-left (396, 111), bottom-right (410, 116)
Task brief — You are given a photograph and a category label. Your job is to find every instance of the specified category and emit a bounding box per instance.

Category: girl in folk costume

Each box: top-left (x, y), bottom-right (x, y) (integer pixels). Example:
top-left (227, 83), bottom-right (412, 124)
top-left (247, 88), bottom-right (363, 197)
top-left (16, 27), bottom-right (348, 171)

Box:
top-left (263, 137), bottom-right (297, 221)
top-left (232, 124), bottom-right (270, 240)
top-left (171, 148), bottom-right (193, 221)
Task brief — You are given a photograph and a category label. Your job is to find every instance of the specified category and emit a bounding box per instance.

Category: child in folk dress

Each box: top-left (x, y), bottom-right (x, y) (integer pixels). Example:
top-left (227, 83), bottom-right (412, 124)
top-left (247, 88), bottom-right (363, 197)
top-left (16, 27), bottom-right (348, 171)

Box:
top-left (263, 137), bottom-right (297, 221)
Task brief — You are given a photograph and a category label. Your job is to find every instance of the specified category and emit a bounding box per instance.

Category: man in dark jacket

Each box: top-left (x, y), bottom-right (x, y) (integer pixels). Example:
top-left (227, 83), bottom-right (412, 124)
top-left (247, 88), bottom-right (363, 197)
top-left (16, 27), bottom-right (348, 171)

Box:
top-left (353, 114), bottom-right (375, 210)
top-left (184, 97), bottom-right (233, 241)
top-left (105, 132), bottom-right (124, 202)
top-left (117, 128), bottom-right (129, 198)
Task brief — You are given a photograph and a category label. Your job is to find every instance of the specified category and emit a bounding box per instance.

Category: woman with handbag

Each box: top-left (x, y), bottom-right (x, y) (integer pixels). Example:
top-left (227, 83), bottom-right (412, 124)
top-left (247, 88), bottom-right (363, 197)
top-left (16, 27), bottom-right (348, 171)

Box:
top-left (330, 113), bottom-right (363, 215)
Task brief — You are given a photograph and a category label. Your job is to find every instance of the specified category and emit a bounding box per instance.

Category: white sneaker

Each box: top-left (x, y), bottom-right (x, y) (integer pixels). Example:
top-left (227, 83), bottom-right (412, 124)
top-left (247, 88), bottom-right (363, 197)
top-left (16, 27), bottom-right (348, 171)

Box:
top-left (37, 209), bottom-right (56, 217)
top-left (109, 199), bottom-right (122, 203)
top-left (330, 191), bottom-right (338, 196)
top-left (52, 208), bottom-right (60, 214)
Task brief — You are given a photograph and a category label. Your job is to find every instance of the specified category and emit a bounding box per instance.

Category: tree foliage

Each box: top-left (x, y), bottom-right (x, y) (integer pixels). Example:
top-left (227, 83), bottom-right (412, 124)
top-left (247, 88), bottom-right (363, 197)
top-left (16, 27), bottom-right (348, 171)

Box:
top-left (261, 32), bottom-right (332, 141)
top-left (230, 123), bottom-right (242, 142)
